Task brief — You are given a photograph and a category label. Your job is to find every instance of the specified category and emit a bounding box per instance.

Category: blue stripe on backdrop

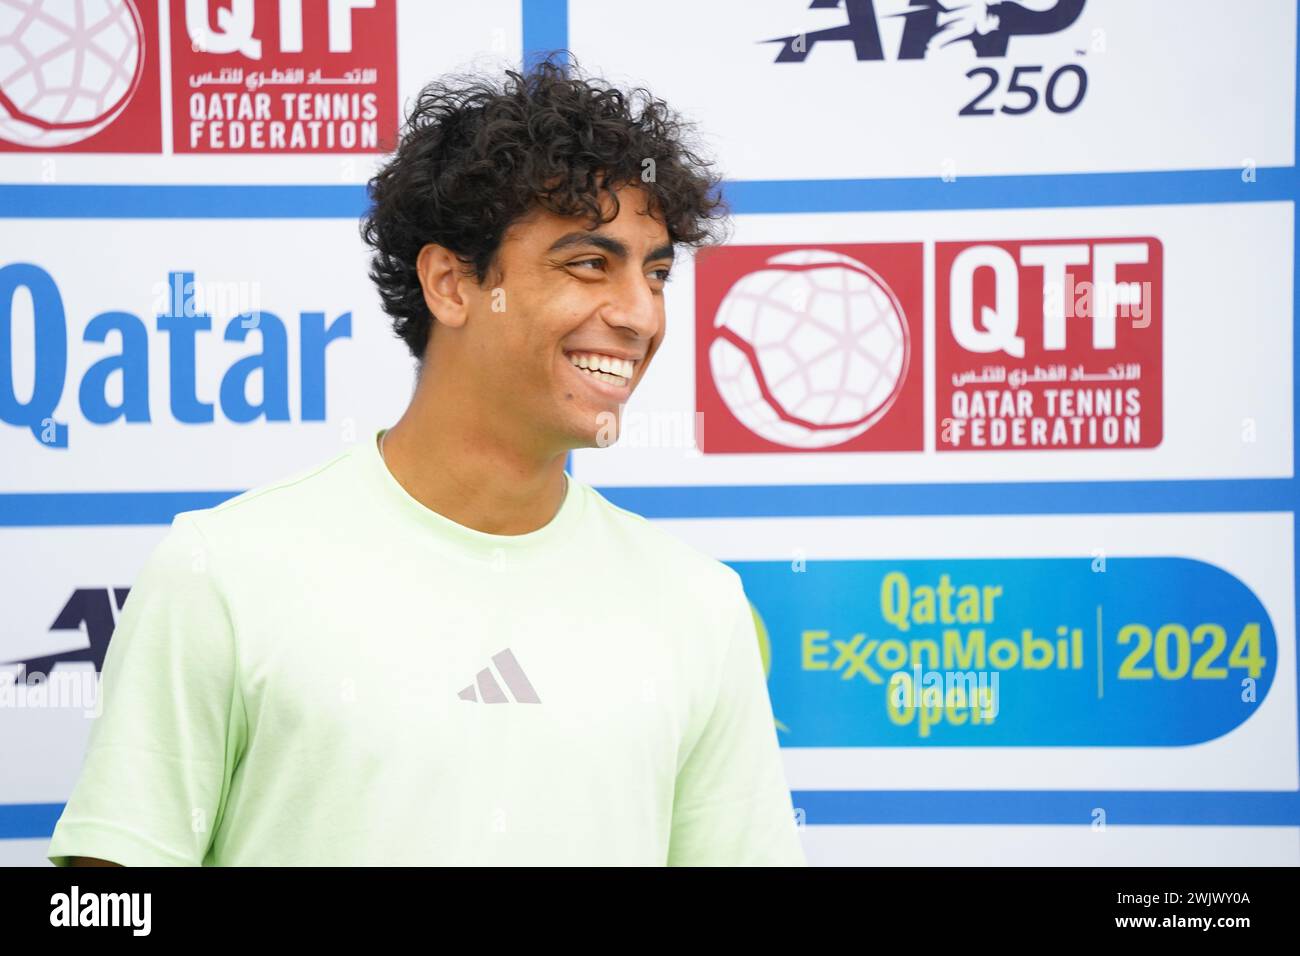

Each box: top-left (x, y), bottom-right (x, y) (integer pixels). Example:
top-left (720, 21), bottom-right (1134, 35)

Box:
top-left (794, 791), bottom-right (1300, 827)
top-left (0, 492), bottom-right (240, 526)
top-left (3, 791), bottom-right (1298, 840)
top-left (522, 0), bottom-right (568, 72)
top-left (1292, 0), bottom-right (1300, 801)
top-left (0, 804), bottom-right (61, 841)
top-left (1293, 0), bottom-right (1300, 481)
top-left (582, 479), bottom-right (1299, 520)
top-left (725, 167), bottom-right (1299, 214)
top-left (0, 183), bottom-right (367, 218)
top-left (1, 478), bottom-right (1295, 526)
top-left (1, 166), bottom-right (1295, 218)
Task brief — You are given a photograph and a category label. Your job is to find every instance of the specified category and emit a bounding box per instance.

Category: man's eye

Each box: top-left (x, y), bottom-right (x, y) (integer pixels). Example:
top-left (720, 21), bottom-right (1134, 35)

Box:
top-left (650, 268), bottom-right (673, 284)
top-left (571, 258), bottom-right (605, 271)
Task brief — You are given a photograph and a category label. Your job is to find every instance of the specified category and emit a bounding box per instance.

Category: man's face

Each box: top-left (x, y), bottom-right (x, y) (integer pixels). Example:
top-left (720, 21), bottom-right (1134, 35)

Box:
top-left (455, 182), bottom-right (673, 456)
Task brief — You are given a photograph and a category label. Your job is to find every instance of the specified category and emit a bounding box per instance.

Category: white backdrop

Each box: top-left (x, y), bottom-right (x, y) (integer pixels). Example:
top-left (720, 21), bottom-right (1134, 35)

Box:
top-left (1, 0), bottom-right (1297, 866)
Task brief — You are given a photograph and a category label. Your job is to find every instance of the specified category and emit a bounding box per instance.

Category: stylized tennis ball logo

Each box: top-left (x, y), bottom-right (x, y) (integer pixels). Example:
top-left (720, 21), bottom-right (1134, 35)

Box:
top-left (749, 600), bottom-right (789, 733)
top-left (752, 601), bottom-right (771, 677)
top-left (708, 249), bottom-right (910, 449)
top-left (0, 0), bottom-right (146, 148)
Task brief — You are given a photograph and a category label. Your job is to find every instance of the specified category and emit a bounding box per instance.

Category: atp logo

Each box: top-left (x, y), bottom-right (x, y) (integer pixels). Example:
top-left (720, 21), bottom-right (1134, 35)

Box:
top-left (767, 0), bottom-right (1091, 118)
top-left (767, 0), bottom-right (1086, 61)
top-left (694, 243), bottom-right (924, 453)
top-left (5, 587), bottom-right (125, 679)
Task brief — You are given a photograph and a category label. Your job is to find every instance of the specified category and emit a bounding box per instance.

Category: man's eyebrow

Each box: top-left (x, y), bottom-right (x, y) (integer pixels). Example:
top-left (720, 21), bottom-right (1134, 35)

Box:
top-left (546, 231), bottom-right (675, 264)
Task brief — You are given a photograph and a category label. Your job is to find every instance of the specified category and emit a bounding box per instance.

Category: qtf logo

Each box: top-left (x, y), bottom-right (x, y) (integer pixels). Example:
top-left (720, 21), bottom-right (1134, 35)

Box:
top-left (172, 0), bottom-right (398, 153)
top-left (0, 0), bottom-right (397, 153)
top-left (936, 236), bottom-right (1162, 452)
top-left (695, 244), bottom-right (924, 453)
top-left (0, 265), bottom-right (352, 448)
top-left (767, 0), bottom-right (1090, 118)
top-left (695, 236), bottom-right (1160, 456)
top-left (0, 0), bottom-right (159, 151)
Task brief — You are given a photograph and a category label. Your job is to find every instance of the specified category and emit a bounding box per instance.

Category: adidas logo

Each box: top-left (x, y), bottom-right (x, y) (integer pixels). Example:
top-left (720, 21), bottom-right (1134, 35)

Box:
top-left (457, 648), bottom-right (541, 703)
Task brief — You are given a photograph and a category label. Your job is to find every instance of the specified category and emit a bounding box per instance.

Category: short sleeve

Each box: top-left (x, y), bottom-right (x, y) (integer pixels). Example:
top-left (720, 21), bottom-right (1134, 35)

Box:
top-left (668, 571), bottom-right (806, 866)
top-left (47, 513), bottom-right (245, 867)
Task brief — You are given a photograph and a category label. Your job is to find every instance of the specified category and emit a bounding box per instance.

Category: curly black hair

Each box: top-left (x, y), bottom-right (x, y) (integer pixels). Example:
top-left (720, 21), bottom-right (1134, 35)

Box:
top-left (360, 54), bottom-right (729, 361)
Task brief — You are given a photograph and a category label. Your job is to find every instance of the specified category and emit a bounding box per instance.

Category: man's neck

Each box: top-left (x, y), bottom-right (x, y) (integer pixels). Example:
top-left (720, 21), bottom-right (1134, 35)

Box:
top-left (378, 397), bottom-right (570, 537)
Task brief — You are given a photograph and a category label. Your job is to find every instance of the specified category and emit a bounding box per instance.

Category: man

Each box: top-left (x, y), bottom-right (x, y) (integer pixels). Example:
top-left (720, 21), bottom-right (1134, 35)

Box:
top-left (47, 58), bottom-right (805, 866)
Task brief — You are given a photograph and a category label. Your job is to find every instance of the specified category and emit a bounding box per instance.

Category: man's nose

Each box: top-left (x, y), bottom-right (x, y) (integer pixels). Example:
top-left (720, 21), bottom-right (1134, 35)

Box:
top-left (601, 272), bottom-right (660, 339)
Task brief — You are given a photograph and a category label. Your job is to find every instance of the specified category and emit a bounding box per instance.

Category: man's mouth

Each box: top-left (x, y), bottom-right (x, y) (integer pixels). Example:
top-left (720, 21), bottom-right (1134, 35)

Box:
top-left (565, 351), bottom-right (635, 389)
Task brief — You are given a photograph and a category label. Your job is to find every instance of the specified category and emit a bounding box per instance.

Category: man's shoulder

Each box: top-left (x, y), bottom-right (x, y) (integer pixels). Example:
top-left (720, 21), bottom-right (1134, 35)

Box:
top-left (172, 442), bottom-right (359, 550)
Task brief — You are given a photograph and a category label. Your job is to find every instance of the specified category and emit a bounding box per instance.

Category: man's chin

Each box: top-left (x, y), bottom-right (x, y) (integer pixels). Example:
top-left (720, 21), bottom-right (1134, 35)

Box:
top-left (572, 402), bottom-right (624, 449)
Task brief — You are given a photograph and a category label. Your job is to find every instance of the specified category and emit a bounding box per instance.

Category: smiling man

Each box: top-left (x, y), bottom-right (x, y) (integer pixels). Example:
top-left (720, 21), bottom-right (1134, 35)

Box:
top-left (46, 58), bottom-right (806, 867)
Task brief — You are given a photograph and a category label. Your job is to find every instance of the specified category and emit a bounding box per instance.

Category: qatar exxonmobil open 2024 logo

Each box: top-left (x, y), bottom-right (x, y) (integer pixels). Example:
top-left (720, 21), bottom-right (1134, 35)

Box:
top-left (695, 237), bottom-right (1162, 454)
top-left (0, 0), bottom-right (397, 153)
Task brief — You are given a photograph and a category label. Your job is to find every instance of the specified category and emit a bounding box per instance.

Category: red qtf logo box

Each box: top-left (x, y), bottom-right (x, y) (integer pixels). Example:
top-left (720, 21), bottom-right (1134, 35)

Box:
top-left (0, 0), bottom-right (397, 153)
top-left (171, 0), bottom-right (398, 153)
top-left (0, 0), bottom-right (163, 152)
top-left (935, 237), bottom-right (1163, 452)
top-left (694, 243), bottom-right (924, 453)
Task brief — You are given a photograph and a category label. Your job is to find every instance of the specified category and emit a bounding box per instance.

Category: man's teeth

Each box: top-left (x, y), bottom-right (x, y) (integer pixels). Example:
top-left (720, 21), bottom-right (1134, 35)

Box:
top-left (578, 367), bottom-right (627, 385)
top-left (568, 352), bottom-right (633, 385)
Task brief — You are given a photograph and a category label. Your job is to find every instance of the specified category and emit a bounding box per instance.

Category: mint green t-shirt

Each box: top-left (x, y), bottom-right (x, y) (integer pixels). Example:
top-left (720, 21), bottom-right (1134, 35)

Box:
top-left (47, 430), bottom-right (805, 866)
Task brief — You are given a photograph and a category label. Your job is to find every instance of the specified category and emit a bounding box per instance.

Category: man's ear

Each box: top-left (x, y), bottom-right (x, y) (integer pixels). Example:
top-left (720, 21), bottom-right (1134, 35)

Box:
top-left (416, 243), bottom-right (471, 330)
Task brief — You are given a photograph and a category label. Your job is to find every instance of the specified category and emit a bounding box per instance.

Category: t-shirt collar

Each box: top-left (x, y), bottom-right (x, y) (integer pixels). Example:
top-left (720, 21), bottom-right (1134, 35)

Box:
top-left (362, 427), bottom-right (583, 560)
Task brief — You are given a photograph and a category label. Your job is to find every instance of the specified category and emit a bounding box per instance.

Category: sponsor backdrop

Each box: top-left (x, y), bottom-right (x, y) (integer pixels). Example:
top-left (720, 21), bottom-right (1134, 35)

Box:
top-left (0, 0), bottom-right (1297, 866)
